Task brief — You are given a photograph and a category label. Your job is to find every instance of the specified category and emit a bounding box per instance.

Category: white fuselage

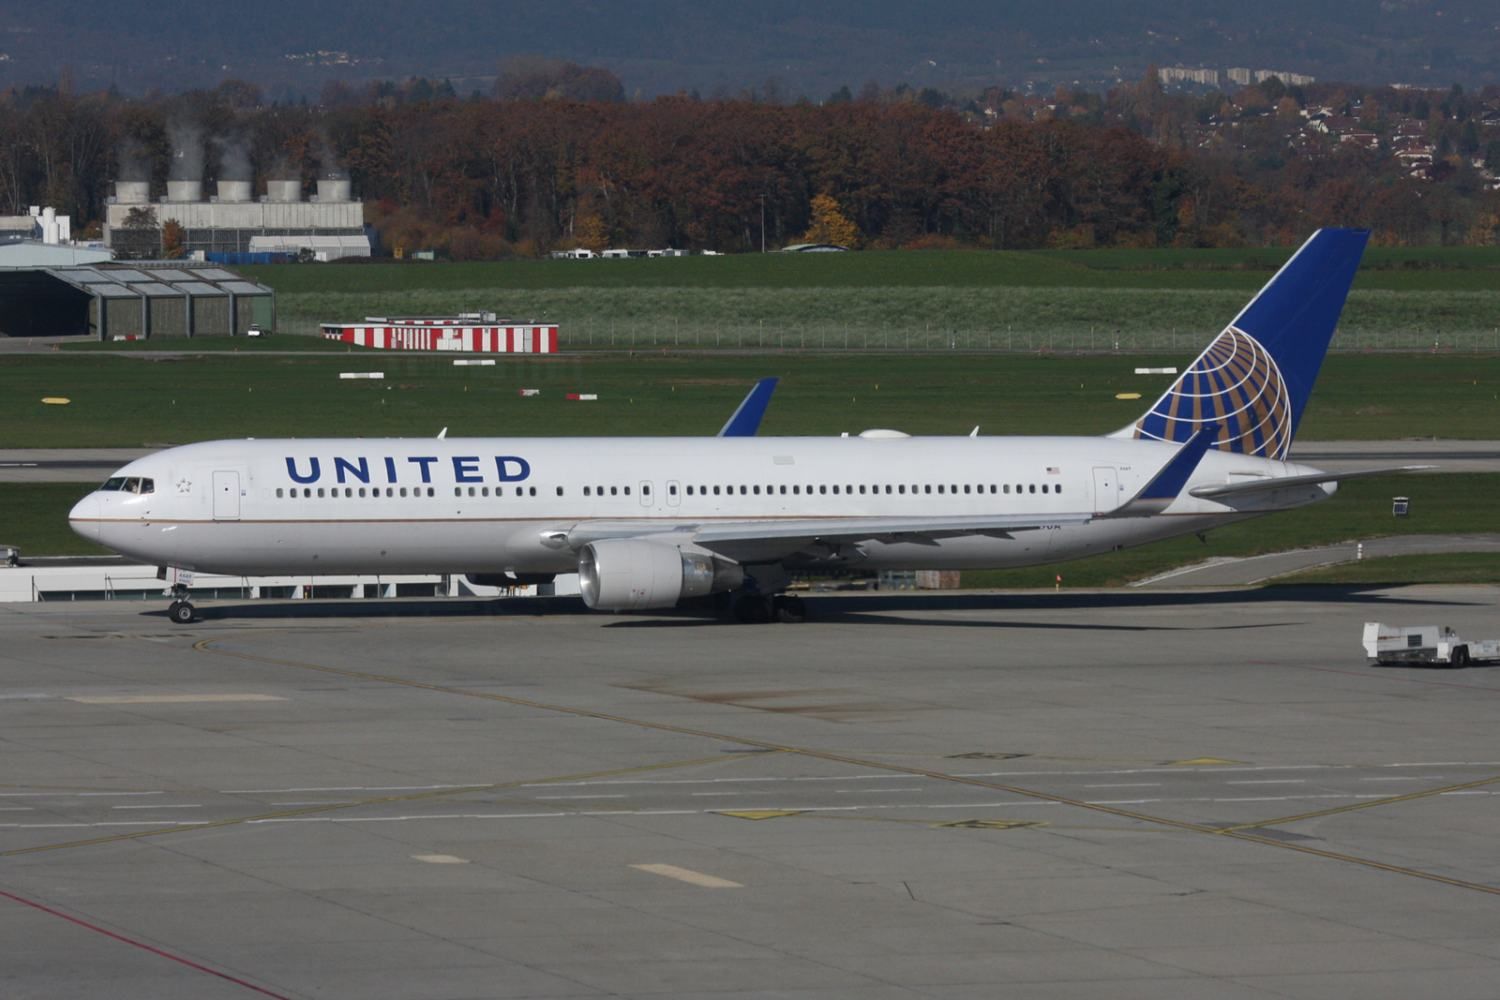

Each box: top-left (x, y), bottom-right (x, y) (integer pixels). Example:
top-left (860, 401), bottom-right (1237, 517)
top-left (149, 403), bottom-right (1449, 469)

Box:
top-left (69, 435), bottom-right (1334, 577)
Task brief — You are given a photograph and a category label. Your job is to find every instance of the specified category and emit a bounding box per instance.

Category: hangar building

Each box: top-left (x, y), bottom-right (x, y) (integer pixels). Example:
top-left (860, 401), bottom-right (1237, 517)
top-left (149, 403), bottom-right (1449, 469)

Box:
top-left (0, 261), bottom-right (274, 339)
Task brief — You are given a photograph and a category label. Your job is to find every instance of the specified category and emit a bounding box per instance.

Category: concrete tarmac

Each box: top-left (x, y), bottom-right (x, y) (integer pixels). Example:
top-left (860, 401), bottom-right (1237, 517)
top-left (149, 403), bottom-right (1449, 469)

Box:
top-left (3, 587), bottom-right (1500, 999)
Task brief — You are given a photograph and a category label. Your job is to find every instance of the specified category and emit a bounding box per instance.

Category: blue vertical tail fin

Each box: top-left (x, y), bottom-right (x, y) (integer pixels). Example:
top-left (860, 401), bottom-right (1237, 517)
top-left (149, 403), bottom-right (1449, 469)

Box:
top-left (1115, 228), bottom-right (1369, 460)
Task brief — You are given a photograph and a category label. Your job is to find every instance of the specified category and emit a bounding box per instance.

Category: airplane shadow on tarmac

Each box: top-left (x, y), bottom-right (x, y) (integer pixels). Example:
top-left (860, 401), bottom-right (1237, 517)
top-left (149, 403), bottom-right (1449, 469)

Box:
top-left (141, 584), bottom-right (1486, 628)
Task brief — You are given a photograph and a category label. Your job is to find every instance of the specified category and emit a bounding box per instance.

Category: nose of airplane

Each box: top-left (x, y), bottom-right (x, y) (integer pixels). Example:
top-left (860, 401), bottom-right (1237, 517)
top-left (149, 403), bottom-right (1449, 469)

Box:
top-left (69, 493), bottom-right (100, 542)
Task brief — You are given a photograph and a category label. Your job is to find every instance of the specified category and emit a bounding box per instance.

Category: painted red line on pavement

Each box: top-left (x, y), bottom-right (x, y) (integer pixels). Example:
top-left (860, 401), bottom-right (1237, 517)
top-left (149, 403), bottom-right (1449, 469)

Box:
top-left (0, 888), bottom-right (294, 999)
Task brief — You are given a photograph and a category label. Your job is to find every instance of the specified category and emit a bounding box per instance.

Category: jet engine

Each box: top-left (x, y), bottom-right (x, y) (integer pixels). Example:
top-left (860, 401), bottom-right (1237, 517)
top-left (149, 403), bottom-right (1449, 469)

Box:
top-left (578, 539), bottom-right (744, 611)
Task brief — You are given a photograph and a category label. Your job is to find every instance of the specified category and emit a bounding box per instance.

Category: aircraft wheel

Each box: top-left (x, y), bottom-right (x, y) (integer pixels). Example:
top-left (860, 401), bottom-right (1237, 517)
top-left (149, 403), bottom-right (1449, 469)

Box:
top-left (732, 593), bottom-right (772, 625)
top-left (1452, 646), bottom-right (1471, 668)
top-left (168, 601), bottom-right (196, 625)
top-left (775, 595), bottom-right (807, 623)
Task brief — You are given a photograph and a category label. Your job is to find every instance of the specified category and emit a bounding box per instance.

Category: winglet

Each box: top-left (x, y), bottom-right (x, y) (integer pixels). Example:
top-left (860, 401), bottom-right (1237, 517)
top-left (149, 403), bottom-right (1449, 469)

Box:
top-left (1103, 422), bottom-right (1220, 517)
top-left (717, 377), bottom-right (779, 437)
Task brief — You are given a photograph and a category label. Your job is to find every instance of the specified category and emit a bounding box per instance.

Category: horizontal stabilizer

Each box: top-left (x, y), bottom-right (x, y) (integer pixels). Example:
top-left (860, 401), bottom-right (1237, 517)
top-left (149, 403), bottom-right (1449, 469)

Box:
top-left (1189, 465), bottom-right (1434, 500)
top-left (1103, 423), bottom-right (1220, 517)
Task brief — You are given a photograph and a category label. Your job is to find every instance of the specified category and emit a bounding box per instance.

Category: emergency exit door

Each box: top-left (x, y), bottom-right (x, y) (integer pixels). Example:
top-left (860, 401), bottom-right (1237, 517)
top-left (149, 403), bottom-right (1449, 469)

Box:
top-left (212, 470), bottom-right (241, 520)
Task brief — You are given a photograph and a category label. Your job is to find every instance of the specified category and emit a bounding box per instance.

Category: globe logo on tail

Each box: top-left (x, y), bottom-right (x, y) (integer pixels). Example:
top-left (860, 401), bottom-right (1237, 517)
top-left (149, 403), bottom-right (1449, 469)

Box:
top-left (1133, 326), bottom-right (1292, 460)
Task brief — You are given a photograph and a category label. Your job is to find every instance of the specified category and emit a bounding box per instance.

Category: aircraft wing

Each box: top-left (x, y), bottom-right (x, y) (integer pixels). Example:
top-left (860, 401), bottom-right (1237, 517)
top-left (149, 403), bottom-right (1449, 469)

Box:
top-left (1189, 465), bottom-right (1434, 500)
top-left (566, 512), bottom-right (1091, 564)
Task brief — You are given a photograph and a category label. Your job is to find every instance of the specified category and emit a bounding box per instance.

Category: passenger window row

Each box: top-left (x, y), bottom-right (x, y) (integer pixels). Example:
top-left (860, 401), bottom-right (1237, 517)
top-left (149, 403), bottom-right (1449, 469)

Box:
top-left (454, 486), bottom-right (539, 498)
top-left (669, 482), bottom-right (1060, 497)
top-left (272, 481), bottom-right (1064, 501)
top-left (277, 486), bottom-right (439, 499)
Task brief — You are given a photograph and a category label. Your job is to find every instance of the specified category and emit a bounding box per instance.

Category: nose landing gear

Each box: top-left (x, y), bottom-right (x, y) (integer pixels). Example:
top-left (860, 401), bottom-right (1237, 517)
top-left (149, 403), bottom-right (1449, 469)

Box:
top-left (166, 583), bottom-right (196, 624)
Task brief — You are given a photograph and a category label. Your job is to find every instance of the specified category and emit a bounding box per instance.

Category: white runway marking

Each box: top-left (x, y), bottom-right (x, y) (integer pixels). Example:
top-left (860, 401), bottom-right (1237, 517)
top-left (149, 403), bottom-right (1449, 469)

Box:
top-left (111, 804), bottom-right (202, 810)
top-left (630, 863), bottom-right (742, 889)
top-left (0, 821), bottom-right (210, 829)
top-left (412, 854), bottom-right (469, 864)
top-left (533, 794), bottom-right (628, 800)
top-left (1083, 783), bottom-right (1162, 788)
top-left (531, 762), bottom-right (1499, 790)
top-left (221, 784), bottom-right (472, 794)
top-left (68, 694), bottom-right (286, 705)
top-left (1228, 780), bottom-right (1308, 785)
top-left (7, 786), bottom-right (1493, 832)
top-left (75, 791), bottom-right (164, 797)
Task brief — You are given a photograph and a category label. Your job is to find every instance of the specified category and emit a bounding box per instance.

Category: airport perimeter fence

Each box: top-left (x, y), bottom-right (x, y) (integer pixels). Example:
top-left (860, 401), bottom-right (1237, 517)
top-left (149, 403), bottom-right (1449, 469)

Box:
top-left (277, 317), bottom-right (1500, 354)
top-left (555, 320), bottom-right (1500, 355)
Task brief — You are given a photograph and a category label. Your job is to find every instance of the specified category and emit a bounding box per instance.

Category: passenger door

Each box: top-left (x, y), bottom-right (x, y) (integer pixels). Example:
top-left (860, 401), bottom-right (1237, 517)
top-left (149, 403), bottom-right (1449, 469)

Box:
top-left (1091, 466), bottom-right (1121, 514)
top-left (212, 470), bottom-right (241, 520)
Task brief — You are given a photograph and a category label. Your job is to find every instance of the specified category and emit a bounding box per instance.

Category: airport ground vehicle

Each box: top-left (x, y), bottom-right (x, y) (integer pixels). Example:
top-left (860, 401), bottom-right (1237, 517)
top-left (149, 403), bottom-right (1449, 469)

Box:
top-left (1363, 623), bottom-right (1500, 667)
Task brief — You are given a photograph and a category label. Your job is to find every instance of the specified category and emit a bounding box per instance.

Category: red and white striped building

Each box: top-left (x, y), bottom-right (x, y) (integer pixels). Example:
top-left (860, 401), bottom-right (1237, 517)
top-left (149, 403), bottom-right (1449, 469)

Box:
top-left (321, 315), bottom-right (558, 353)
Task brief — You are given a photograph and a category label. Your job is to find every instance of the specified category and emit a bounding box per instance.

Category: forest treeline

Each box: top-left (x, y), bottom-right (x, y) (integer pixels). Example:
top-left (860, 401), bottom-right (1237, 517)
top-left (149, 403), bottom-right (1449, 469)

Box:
top-left (2, 72), bottom-right (1498, 257)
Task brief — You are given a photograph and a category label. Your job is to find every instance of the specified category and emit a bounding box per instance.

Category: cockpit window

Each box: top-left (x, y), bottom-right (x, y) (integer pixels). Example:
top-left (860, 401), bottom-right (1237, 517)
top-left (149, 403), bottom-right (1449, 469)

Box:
top-left (99, 476), bottom-right (154, 494)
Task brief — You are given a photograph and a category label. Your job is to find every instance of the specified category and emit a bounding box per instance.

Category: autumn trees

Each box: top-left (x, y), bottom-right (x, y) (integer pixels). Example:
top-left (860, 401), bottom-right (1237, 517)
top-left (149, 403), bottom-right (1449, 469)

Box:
top-left (0, 79), bottom-right (1495, 255)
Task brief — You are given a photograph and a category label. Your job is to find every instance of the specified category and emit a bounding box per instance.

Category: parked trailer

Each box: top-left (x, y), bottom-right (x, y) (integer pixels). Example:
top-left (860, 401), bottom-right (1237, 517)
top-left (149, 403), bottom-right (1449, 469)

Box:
top-left (1363, 623), bottom-right (1500, 667)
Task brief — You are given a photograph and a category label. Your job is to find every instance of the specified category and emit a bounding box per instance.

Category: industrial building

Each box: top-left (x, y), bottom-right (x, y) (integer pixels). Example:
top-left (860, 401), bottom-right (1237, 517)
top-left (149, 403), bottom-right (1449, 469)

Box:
top-left (0, 205), bottom-right (74, 246)
top-left (102, 177), bottom-right (371, 261)
top-left (0, 261), bottom-right (274, 339)
top-left (0, 205), bottom-right (112, 267)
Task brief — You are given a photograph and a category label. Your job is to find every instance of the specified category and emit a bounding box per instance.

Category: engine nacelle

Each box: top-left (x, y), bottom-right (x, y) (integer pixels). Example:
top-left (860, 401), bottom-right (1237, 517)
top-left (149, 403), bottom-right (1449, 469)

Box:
top-left (578, 539), bottom-right (743, 611)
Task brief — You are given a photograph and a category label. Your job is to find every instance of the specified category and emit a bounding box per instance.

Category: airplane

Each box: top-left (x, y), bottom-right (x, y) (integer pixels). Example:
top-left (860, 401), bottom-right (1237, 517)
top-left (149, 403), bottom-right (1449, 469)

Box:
top-left (70, 228), bottom-right (1422, 625)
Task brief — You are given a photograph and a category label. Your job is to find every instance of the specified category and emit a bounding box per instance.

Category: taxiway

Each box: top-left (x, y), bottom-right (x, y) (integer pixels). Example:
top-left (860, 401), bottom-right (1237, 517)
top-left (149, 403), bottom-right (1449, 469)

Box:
top-left (3, 587), bottom-right (1499, 998)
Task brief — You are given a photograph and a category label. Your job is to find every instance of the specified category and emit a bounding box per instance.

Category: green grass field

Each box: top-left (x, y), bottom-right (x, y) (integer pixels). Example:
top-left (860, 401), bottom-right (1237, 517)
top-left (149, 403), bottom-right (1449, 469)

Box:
top-left (235, 248), bottom-right (1500, 351)
top-left (6, 353), bottom-right (1499, 448)
top-left (1276, 553), bottom-right (1500, 585)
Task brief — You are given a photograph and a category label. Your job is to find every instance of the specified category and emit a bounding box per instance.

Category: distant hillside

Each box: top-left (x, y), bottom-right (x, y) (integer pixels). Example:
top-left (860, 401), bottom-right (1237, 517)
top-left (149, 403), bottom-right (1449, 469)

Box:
top-left (2, 1), bottom-right (1498, 98)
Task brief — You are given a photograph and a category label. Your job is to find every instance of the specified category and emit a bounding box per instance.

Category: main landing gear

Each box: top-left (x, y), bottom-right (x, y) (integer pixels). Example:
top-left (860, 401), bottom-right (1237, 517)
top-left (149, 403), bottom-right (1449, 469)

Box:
top-left (729, 592), bottom-right (806, 625)
top-left (166, 584), bottom-right (196, 625)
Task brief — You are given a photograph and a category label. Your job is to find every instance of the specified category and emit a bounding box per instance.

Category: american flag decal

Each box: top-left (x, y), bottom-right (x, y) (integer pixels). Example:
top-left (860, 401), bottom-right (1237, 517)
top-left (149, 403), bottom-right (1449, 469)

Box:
top-left (1132, 326), bottom-right (1292, 460)
top-left (1046, 466), bottom-right (1060, 474)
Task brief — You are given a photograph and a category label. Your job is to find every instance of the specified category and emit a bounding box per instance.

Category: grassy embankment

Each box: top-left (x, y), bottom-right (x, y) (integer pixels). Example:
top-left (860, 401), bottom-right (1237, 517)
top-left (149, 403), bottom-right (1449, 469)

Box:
top-left (234, 246), bottom-right (1500, 352)
top-left (1279, 553), bottom-right (1500, 585)
top-left (7, 352), bottom-right (1499, 448)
